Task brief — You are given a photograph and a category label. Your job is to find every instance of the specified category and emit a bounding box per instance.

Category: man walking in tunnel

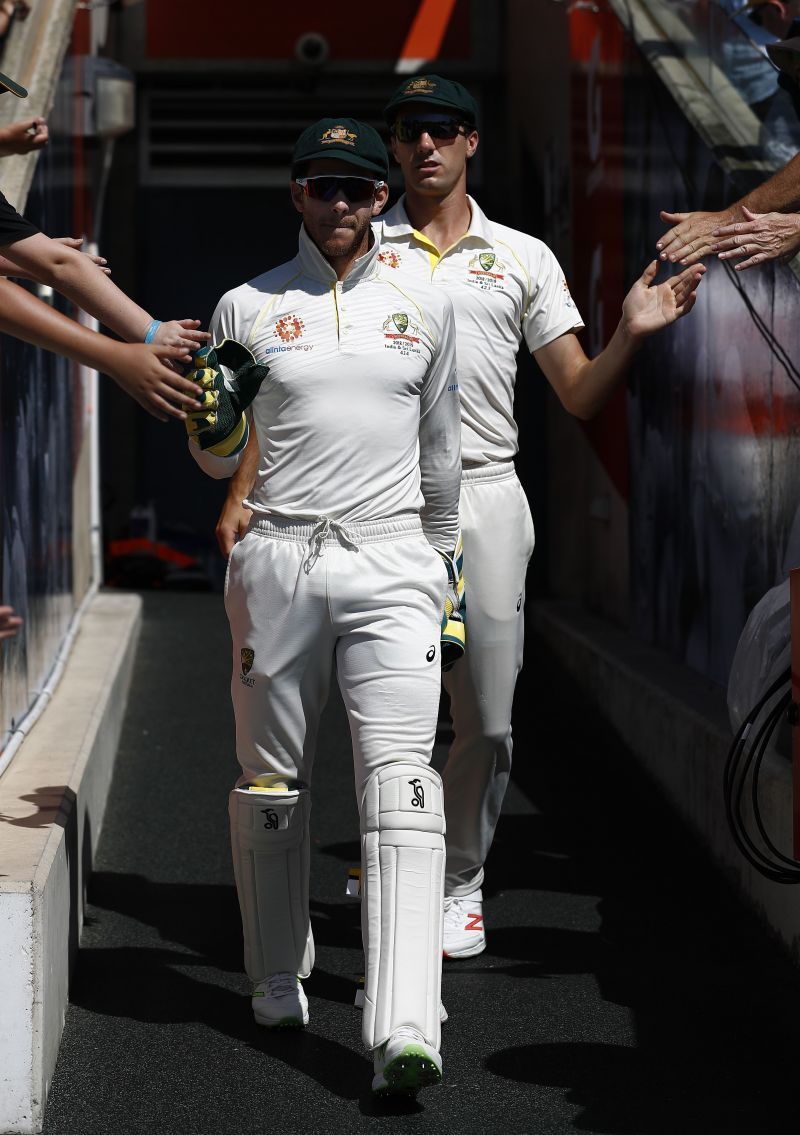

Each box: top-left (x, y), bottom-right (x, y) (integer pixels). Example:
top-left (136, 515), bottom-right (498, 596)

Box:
top-left (375, 74), bottom-right (704, 959)
top-left (216, 76), bottom-right (704, 962)
top-left (184, 119), bottom-right (462, 1097)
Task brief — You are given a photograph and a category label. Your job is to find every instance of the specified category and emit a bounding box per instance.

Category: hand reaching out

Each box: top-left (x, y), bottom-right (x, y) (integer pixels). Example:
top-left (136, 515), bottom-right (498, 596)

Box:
top-left (52, 237), bottom-right (110, 275)
top-left (656, 209), bottom-right (736, 266)
top-left (106, 342), bottom-right (205, 421)
top-left (0, 117), bottom-right (48, 156)
top-left (711, 207), bottom-right (800, 270)
top-left (622, 260), bottom-right (705, 340)
top-left (153, 318), bottom-right (211, 361)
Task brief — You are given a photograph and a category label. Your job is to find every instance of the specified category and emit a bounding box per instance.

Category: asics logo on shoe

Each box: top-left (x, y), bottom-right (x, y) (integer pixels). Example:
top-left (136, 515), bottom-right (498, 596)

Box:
top-left (261, 809), bottom-right (279, 829)
top-left (426, 645), bottom-right (436, 662)
top-left (409, 779), bottom-right (425, 808)
top-left (465, 913), bottom-right (483, 931)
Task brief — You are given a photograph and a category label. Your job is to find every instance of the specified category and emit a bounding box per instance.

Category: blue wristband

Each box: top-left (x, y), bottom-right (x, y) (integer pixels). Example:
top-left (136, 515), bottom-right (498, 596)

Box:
top-left (144, 319), bottom-right (161, 344)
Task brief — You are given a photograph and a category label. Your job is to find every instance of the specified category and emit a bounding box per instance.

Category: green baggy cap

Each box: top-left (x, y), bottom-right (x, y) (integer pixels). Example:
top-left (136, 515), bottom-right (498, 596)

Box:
top-left (292, 118), bottom-right (388, 179)
top-left (384, 74), bottom-right (477, 126)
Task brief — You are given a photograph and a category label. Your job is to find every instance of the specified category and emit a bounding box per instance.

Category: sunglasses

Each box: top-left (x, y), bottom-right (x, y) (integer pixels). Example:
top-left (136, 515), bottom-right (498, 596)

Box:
top-left (392, 117), bottom-right (471, 143)
top-left (295, 175), bottom-right (385, 202)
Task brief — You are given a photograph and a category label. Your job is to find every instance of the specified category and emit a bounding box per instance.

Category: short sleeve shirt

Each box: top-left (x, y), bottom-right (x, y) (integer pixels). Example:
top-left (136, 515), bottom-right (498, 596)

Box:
top-left (380, 196), bottom-right (583, 467)
top-left (0, 190), bottom-right (39, 246)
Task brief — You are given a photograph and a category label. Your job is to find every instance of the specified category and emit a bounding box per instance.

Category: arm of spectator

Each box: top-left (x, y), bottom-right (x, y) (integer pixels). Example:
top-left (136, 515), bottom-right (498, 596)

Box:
top-left (0, 117), bottom-right (48, 156)
top-left (0, 232), bottom-right (209, 354)
top-left (0, 278), bottom-right (201, 420)
top-left (712, 206), bottom-right (800, 270)
top-left (0, 605), bottom-right (22, 641)
top-left (215, 427), bottom-right (258, 555)
top-left (657, 153), bottom-right (800, 266)
top-left (0, 236), bottom-right (110, 279)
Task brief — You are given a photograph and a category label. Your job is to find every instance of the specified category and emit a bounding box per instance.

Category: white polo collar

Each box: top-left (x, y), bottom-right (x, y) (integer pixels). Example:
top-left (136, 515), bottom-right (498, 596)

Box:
top-left (380, 194), bottom-right (494, 247)
top-left (297, 222), bottom-right (382, 288)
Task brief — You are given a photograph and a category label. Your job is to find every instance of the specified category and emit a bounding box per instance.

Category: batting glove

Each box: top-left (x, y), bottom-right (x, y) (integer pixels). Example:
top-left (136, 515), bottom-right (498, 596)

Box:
top-left (185, 339), bottom-right (269, 457)
top-left (438, 532), bottom-right (466, 671)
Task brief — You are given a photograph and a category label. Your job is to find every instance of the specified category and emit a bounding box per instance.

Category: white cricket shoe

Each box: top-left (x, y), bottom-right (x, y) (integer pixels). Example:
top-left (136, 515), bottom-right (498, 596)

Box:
top-left (442, 889), bottom-right (486, 959)
top-left (371, 1027), bottom-right (442, 1096)
top-left (252, 972), bottom-right (309, 1028)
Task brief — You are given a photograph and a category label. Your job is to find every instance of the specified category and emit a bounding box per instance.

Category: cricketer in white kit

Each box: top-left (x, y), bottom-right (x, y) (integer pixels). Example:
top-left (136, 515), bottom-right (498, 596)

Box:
top-left (184, 118), bottom-right (462, 1097)
top-left (380, 74), bottom-right (706, 959)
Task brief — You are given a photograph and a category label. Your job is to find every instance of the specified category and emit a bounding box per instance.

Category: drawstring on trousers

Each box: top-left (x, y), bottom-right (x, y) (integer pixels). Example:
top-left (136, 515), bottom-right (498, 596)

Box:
top-left (304, 516), bottom-right (360, 573)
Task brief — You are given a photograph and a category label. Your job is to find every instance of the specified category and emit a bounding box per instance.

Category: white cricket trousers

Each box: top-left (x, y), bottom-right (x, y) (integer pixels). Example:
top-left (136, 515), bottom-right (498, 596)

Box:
top-left (442, 463), bottom-right (535, 896)
top-left (224, 514), bottom-right (447, 795)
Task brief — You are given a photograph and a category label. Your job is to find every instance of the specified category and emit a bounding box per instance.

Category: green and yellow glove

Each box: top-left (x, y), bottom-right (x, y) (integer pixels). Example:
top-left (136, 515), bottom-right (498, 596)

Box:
top-left (438, 532), bottom-right (466, 671)
top-left (185, 339), bottom-right (269, 457)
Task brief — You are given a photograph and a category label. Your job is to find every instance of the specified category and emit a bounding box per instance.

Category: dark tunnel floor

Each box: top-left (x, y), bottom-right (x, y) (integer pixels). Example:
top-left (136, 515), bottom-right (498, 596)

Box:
top-left (42, 591), bottom-right (800, 1135)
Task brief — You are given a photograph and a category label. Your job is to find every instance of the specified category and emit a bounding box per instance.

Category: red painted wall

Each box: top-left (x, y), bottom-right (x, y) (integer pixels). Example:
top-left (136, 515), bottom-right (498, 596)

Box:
top-left (145, 0), bottom-right (471, 61)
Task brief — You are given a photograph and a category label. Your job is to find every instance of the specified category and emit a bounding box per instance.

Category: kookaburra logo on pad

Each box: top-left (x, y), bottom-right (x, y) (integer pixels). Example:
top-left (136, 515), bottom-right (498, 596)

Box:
top-left (409, 779), bottom-right (425, 808)
top-left (261, 809), bottom-right (279, 829)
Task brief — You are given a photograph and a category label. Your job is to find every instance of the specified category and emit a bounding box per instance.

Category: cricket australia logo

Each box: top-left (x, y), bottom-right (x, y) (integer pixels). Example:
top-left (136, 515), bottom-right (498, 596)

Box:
top-left (240, 648), bottom-right (256, 688)
top-left (382, 311), bottom-right (422, 356)
top-left (409, 778), bottom-right (425, 808)
top-left (562, 277), bottom-right (576, 309)
top-left (261, 809), bottom-right (279, 830)
top-left (467, 250), bottom-right (507, 292)
top-left (377, 249), bottom-right (402, 269)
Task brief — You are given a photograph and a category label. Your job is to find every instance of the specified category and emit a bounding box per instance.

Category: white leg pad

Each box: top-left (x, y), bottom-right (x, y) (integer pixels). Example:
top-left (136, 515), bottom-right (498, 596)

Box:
top-left (229, 785), bottom-right (314, 981)
top-left (360, 762), bottom-right (445, 1051)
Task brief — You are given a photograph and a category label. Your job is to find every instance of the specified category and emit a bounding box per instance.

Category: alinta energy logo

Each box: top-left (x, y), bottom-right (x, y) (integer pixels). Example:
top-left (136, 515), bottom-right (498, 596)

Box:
top-left (382, 311), bottom-right (422, 356)
top-left (268, 314), bottom-right (314, 354)
top-left (377, 249), bottom-right (402, 269)
top-left (321, 125), bottom-right (357, 147)
top-left (467, 250), bottom-right (507, 292)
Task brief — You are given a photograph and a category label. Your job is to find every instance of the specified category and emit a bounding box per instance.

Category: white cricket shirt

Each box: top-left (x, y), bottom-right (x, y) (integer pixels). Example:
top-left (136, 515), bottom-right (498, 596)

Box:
top-left (190, 224), bottom-right (462, 554)
top-left (380, 196), bottom-right (584, 467)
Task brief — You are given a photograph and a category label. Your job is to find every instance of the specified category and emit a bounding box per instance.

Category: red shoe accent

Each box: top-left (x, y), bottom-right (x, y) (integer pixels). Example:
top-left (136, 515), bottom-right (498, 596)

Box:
top-left (465, 913), bottom-right (483, 932)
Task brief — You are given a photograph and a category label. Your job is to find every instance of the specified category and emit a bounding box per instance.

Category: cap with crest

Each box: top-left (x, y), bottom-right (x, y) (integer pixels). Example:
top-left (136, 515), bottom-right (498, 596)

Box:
top-left (292, 118), bottom-right (388, 179)
top-left (383, 74), bottom-right (477, 126)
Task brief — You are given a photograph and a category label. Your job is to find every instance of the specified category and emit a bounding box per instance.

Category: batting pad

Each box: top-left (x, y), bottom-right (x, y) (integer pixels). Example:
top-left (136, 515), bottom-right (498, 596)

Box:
top-left (229, 784), bottom-right (314, 981)
top-left (360, 763), bottom-right (445, 1050)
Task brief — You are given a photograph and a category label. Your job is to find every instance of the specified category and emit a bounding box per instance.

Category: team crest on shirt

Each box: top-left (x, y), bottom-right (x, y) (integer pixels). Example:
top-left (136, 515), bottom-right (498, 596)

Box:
top-left (467, 250), bottom-right (507, 292)
top-left (383, 311), bottom-right (422, 356)
top-left (377, 249), bottom-right (402, 269)
top-left (266, 314), bottom-right (314, 355)
top-left (240, 648), bottom-right (255, 687)
top-left (562, 278), bottom-right (576, 309)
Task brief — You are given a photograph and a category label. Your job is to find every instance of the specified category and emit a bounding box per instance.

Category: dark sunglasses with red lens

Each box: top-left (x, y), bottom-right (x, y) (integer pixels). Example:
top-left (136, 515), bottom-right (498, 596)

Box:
top-left (391, 116), bottom-right (471, 143)
top-left (295, 176), bottom-right (385, 202)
